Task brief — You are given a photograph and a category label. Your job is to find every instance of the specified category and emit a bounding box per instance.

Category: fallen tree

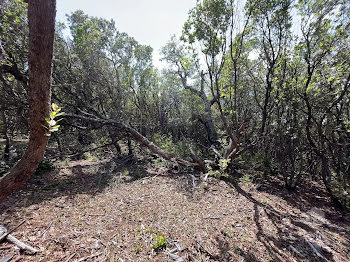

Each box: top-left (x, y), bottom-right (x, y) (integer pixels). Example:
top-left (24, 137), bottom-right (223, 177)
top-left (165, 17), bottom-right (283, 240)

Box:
top-left (66, 113), bottom-right (207, 171)
top-left (66, 112), bottom-right (252, 173)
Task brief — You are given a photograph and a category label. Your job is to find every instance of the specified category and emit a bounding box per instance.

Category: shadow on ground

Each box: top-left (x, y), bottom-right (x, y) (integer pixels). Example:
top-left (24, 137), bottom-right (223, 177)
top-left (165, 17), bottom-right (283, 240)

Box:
top-left (0, 155), bottom-right (199, 215)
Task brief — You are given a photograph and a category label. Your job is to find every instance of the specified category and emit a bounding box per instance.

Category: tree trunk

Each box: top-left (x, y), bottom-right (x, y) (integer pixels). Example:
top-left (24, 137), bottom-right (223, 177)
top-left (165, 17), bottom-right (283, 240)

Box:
top-left (0, 0), bottom-right (56, 203)
top-left (1, 110), bottom-right (10, 162)
top-left (203, 98), bottom-right (218, 146)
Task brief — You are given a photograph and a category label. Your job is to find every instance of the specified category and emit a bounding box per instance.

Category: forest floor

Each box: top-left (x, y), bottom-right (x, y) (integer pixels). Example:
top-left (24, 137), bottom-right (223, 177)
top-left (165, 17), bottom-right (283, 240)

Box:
top-left (0, 156), bottom-right (350, 262)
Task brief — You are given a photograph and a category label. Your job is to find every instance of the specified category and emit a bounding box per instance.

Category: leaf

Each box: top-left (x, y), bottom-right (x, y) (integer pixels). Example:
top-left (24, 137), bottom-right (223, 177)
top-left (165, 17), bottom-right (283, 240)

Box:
top-left (51, 103), bottom-right (59, 111)
top-left (55, 112), bottom-right (65, 117)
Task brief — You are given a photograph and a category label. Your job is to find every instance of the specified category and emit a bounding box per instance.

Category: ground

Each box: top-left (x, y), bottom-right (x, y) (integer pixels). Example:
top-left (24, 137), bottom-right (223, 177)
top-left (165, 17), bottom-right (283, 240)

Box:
top-left (0, 156), bottom-right (349, 261)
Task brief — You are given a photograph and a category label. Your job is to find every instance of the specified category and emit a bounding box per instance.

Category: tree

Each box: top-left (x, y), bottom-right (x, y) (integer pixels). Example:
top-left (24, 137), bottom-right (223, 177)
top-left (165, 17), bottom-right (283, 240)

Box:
top-left (0, 0), bottom-right (56, 202)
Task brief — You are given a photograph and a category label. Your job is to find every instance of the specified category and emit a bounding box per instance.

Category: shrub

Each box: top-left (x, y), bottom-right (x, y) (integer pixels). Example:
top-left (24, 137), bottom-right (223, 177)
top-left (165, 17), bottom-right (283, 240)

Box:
top-left (152, 133), bottom-right (193, 158)
top-left (34, 160), bottom-right (55, 176)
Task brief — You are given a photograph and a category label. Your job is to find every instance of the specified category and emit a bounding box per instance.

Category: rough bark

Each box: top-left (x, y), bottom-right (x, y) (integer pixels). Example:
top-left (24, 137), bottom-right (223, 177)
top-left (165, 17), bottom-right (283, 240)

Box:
top-left (0, 0), bottom-right (56, 203)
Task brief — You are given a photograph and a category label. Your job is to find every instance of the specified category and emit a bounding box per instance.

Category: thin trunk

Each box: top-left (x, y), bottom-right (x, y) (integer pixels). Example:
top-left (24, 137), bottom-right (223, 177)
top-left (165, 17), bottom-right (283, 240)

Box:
top-left (1, 110), bottom-right (10, 162)
top-left (127, 136), bottom-right (133, 156)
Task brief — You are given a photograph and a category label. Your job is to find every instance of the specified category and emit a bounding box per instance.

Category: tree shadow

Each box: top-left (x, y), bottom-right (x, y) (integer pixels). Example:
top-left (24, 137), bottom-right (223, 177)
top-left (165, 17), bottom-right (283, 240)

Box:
top-left (249, 173), bottom-right (350, 242)
top-left (0, 155), bottom-right (201, 217)
top-left (224, 177), bottom-right (338, 262)
top-left (0, 156), bottom-right (144, 214)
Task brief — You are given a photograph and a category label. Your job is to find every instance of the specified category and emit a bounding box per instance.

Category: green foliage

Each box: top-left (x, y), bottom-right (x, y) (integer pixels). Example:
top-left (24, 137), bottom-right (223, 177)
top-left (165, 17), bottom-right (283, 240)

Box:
top-left (182, 0), bottom-right (232, 55)
top-left (207, 158), bottom-right (230, 179)
top-left (123, 168), bottom-right (129, 176)
top-left (44, 103), bottom-right (64, 134)
top-left (152, 133), bottom-right (190, 158)
top-left (132, 170), bottom-right (141, 179)
top-left (34, 160), bottom-right (55, 176)
top-left (135, 245), bottom-right (141, 254)
top-left (240, 174), bottom-right (251, 185)
top-left (151, 233), bottom-right (167, 251)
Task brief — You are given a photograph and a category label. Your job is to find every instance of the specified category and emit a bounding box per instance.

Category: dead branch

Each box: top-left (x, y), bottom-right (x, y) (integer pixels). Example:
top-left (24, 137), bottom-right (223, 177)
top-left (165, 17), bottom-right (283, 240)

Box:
top-left (224, 122), bottom-right (246, 159)
top-left (306, 239), bottom-right (326, 260)
top-left (0, 220), bottom-right (26, 242)
top-left (0, 225), bottom-right (38, 254)
top-left (0, 255), bottom-right (13, 262)
top-left (7, 234), bottom-right (39, 254)
top-left (66, 141), bottom-right (116, 159)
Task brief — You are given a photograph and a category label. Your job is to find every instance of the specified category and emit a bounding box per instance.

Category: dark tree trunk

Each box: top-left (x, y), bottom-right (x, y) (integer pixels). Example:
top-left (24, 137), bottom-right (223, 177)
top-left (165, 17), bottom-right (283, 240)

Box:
top-left (0, 0), bottom-right (56, 203)
top-left (203, 98), bottom-right (218, 146)
top-left (127, 136), bottom-right (133, 156)
top-left (260, 77), bottom-right (272, 135)
top-left (180, 72), bottom-right (218, 146)
top-left (1, 110), bottom-right (10, 162)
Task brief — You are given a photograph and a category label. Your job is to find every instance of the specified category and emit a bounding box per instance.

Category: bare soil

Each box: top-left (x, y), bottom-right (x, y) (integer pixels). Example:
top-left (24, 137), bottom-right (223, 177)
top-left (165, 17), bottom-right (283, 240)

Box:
top-left (0, 157), bottom-right (349, 261)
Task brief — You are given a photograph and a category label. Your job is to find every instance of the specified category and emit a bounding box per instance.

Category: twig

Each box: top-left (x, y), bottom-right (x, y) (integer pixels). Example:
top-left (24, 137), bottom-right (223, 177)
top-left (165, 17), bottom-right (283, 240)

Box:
top-left (0, 220), bottom-right (26, 242)
top-left (75, 252), bottom-right (102, 262)
top-left (40, 220), bottom-right (55, 238)
top-left (289, 245), bottom-right (303, 257)
top-left (6, 234), bottom-right (39, 254)
top-left (65, 253), bottom-right (76, 262)
top-left (306, 239), bottom-right (326, 260)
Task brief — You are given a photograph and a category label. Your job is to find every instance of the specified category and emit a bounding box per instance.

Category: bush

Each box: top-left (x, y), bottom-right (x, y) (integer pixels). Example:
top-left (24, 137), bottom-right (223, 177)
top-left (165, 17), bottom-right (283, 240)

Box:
top-left (34, 160), bottom-right (55, 176)
top-left (152, 133), bottom-right (194, 158)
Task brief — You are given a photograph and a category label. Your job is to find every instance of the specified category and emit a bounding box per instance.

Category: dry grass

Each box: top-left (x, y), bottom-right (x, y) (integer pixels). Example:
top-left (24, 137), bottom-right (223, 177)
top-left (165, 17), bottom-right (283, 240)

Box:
top-left (0, 157), bottom-right (349, 261)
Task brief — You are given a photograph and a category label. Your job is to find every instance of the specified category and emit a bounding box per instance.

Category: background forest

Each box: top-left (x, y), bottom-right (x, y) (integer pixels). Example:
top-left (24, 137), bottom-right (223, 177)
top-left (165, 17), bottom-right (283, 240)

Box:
top-left (1, 0), bottom-right (350, 210)
top-left (1, 0), bottom-right (350, 261)
top-left (1, 0), bottom-right (350, 214)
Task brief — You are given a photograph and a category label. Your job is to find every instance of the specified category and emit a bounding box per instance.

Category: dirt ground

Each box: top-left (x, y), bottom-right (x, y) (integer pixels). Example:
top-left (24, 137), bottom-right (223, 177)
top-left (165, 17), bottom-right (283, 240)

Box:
top-left (1, 157), bottom-right (350, 261)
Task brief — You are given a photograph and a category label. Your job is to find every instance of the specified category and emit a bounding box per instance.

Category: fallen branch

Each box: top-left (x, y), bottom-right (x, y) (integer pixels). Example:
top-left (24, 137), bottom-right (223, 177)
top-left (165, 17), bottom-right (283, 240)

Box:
top-left (306, 239), bottom-right (326, 260)
top-left (0, 225), bottom-right (38, 254)
top-left (0, 220), bottom-right (26, 242)
top-left (66, 114), bottom-right (206, 171)
top-left (7, 234), bottom-right (39, 254)
top-left (66, 141), bottom-right (116, 159)
top-left (40, 220), bottom-right (55, 239)
top-left (0, 255), bottom-right (13, 262)
top-left (289, 245), bottom-right (303, 257)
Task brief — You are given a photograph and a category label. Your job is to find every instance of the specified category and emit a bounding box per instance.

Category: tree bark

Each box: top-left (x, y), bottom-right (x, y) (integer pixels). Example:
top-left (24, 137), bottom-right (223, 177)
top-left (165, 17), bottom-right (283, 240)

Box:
top-left (180, 72), bottom-right (218, 146)
top-left (0, 0), bottom-right (56, 203)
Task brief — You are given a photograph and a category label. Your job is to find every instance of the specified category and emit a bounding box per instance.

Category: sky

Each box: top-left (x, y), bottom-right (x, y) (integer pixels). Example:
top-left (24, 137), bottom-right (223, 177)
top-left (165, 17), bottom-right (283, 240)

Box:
top-left (56, 0), bottom-right (197, 68)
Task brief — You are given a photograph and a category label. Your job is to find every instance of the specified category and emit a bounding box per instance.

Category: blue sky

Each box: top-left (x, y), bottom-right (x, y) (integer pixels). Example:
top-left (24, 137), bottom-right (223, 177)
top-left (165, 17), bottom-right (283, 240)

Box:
top-left (56, 0), bottom-right (197, 68)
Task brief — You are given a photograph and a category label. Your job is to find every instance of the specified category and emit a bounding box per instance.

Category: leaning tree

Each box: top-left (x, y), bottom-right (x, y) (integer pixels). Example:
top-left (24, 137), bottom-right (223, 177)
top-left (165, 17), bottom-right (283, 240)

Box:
top-left (0, 0), bottom-right (56, 202)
